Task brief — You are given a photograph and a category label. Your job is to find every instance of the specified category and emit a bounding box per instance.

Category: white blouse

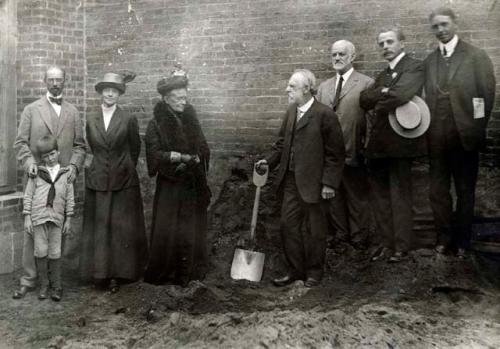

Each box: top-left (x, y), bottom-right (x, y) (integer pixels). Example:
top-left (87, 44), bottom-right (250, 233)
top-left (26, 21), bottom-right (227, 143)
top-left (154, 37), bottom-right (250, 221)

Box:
top-left (101, 104), bottom-right (117, 131)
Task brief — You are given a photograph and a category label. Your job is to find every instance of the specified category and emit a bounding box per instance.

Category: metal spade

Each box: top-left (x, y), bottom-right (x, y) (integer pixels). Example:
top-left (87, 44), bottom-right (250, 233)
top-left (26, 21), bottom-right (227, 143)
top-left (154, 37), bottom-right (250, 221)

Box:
top-left (230, 164), bottom-right (268, 282)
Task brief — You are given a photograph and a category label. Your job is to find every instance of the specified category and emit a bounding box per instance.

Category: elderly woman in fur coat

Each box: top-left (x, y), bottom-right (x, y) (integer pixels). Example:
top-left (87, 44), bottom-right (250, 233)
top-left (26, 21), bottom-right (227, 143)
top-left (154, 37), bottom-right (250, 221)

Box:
top-left (144, 69), bottom-right (211, 286)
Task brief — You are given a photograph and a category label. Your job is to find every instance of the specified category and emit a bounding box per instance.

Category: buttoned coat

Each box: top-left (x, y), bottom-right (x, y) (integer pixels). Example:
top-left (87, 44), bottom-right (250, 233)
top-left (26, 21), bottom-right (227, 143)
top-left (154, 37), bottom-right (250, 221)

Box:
top-left (317, 70), bottom-right (374, 166)
top-left (14, 96), bottom-right (86, 172)
top-left (85, 106), bottom-right (141, 191)
top-left (266, 99), bottom-right (345, 204)
top-left (359, 55), bottom-right (427, 159)
top-left (424, 40), bottom-right (496, 151)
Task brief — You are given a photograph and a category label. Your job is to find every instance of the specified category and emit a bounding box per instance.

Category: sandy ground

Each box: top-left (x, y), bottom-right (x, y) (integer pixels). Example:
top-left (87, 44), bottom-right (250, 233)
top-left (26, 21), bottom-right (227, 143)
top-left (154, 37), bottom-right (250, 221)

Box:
top-left (1, 164), bottom-right (500, 348)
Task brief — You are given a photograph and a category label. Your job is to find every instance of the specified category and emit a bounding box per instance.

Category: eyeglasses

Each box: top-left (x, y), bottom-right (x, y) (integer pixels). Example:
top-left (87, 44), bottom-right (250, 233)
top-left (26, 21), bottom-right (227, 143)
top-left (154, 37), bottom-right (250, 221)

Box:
top-left (46, 78), bottom-right (64, 83)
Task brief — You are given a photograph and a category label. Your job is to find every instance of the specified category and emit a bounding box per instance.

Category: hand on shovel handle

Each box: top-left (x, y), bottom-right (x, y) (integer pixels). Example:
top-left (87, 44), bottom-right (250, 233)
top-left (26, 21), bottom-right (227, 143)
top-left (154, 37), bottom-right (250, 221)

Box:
top-left (255, 160), bottom-right (269, 175)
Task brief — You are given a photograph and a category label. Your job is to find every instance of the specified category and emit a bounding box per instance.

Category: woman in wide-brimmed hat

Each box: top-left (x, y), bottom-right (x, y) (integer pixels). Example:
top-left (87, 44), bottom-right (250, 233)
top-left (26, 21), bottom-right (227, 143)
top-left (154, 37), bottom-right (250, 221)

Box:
top-left (80, 72), bottom-right (147, 292)
top-left (144, 68), bottom-right (211, 286)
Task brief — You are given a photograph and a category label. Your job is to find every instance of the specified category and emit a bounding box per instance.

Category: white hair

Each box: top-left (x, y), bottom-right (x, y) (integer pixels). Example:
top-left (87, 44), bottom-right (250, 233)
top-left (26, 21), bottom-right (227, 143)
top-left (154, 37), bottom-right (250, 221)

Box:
top-left (292, 69), bottom-right (317, 95)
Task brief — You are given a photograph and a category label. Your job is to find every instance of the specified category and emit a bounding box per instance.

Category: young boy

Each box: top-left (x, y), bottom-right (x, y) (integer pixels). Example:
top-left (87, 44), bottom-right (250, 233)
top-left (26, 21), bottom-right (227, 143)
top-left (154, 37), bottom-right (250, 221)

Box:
top-left (22, 135), bottom-right (74, 301)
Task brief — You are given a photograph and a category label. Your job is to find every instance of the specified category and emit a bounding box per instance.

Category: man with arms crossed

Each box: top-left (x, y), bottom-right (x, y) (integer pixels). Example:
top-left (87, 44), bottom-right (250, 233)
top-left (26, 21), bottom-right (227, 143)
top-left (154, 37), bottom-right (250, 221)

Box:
top-left (360, 28), bottom-right (426, 263)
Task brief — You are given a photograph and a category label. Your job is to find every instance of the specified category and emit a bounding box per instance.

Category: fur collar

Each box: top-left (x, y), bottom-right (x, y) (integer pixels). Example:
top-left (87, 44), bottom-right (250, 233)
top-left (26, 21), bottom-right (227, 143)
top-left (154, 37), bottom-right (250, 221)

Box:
top-left (152, 101), bottom-right (203, 154)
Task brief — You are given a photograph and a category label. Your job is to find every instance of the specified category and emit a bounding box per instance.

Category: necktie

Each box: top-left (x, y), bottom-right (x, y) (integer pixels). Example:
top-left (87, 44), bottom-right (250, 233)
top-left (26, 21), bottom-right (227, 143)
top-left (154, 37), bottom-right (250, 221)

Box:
top-left (49, 96), bottom-right (62, 105)
top-left (333, 75), bottom-right (343, 111)
top-left (442, 46), bottom-right (447, 58)
top-left (296, 109), bottom-right (303, 121)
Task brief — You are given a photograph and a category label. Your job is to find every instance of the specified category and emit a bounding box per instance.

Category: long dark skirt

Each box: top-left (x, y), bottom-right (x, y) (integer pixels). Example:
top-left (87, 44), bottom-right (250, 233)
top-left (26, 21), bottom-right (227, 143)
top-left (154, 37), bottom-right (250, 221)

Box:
top-left (144, 177), bottom-right (208, 285)
top-left (80, 186), bottom-right (147, 281)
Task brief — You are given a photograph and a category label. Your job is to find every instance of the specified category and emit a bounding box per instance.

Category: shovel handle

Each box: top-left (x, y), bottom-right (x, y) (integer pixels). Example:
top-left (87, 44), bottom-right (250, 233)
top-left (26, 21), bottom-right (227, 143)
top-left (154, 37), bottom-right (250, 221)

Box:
top-left (250, 186), bottom-right (261, 241)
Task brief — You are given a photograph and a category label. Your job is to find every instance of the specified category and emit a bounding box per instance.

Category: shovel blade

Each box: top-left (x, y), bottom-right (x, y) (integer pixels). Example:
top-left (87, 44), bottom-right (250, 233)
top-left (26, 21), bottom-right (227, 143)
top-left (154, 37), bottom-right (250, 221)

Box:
top-left (230, 248), bottom-right (265, 282)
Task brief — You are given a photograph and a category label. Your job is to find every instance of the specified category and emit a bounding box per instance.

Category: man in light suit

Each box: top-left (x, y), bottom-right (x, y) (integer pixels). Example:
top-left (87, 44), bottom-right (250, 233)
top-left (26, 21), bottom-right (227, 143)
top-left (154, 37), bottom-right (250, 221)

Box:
top-left (424, 8), bottom-right (496, 258)
top-left (256, 69), bottom-right (345, 287)
top-left (12, 66), bottom-right (86, 298)
top-left (360, 28), bottom-right (426, 263)
top-left (317, 40), bottom-right (374, 250)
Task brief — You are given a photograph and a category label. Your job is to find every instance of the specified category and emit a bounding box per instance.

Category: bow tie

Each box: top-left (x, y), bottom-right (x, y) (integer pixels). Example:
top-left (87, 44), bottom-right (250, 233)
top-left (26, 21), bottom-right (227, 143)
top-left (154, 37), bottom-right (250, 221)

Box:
top-left (49, 96), bottom-right (62, 105)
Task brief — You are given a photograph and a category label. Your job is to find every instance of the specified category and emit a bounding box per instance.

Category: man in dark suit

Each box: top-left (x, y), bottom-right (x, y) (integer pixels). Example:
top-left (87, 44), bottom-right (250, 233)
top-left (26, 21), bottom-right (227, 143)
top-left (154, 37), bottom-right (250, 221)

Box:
top-left (317, 40), bottom-right (374, 250)
top-left (424, 7), bottom-right (496, 258)
top-left (256, 69), bottom-right (345, 287)
top-left (360, 28), bottom-right (426, 263)
top-left (13, 66), bottom-right (86, 298)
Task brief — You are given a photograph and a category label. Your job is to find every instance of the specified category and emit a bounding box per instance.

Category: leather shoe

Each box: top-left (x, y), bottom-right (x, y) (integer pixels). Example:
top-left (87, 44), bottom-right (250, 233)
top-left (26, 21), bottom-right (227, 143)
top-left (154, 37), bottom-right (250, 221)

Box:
top-left (38, 286), bottom-right (49, 300)
top-left (272, 275), bottom-right (298, 287)
top-left (304, 277), bottom-right (320, 288)
top-left (435, 245), bottom-right (446, 254)
top-left (456, 248), bottom-right (467, 260)
top-left (388, 251), bottom-right (406, 263)
top-left (109, 279), bottom-right (119, 293)
top-left (51, 288), bottom-right (63, 302)
top-left (13, 286), bottom-right (30, 299)
top-left (370, 246), bottom-right (390, 262)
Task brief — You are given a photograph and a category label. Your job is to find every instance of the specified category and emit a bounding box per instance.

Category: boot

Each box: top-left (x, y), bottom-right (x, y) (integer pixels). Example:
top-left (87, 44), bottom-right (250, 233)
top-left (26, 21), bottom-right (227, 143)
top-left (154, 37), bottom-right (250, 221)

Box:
top-left (36, 257), bottom-right (49, 300)
top-left (48, 258), bottom-right (62, 301)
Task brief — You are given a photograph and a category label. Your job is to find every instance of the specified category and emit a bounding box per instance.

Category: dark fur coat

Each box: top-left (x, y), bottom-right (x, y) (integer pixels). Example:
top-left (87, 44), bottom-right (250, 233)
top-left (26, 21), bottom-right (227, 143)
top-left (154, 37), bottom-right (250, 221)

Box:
top-left (145, 101), bottom-right (210, 202)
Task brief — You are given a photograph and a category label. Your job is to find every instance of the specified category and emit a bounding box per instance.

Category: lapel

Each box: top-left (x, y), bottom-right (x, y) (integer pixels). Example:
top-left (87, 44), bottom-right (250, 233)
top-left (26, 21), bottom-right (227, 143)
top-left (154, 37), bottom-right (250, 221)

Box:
top-left (385, 54), bottom-right (409, 88)
top-left (427, 49), bottom-right (439, 92)
top-left (338, 71), bottom-right (359, 100)
top-left (93, 109), bottom-right (108, 145)
top-left (39, 98), bottom-right (58, 135)
top-left (286, 106), bottom-right (297, 137)
top-left (56, 101), bottom-right (69, 137)
top-left (105, 106), bottom-right (122, 136)
top-left (295, 100), bottom-right (315, 132)
top-left (329, 76), bottom-right (338, 106)
top-left (448, 40), bottom-right (466, 81)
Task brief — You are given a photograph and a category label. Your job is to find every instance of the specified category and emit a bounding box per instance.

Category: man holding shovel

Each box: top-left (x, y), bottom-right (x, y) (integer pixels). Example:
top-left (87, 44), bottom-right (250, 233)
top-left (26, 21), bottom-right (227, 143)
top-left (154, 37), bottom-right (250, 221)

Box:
top-left (256, 69), bottom-right (345, 287)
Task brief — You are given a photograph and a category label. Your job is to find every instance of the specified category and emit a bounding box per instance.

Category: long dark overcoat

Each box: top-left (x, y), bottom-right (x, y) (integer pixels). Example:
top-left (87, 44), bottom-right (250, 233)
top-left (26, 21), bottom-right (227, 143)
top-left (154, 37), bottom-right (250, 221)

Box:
top-left (81, 106), bottom-right (147, 281)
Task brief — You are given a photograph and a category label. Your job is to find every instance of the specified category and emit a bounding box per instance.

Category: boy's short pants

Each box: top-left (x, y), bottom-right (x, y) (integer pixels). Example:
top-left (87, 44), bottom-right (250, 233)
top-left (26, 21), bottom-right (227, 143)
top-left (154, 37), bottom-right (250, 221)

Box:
top-left (33, 222), bottom-right (62, 259)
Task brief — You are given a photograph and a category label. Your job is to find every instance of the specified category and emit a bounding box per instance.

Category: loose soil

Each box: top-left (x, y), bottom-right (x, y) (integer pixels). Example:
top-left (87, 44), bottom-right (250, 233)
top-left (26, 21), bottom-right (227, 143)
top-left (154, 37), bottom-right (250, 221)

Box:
top-left (1, 162), bottom-right (500, 348)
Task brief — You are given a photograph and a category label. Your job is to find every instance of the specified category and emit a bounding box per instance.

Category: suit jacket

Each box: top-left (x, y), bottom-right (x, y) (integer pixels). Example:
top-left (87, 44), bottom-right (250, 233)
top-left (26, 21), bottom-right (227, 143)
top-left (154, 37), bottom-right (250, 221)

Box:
top-left (14, 96), bottom-right (86, 173)
top-left (360, 54), bottom-right (427, 159)
top-left (317, 70), bottom-right (374, 166)
top-left (266, 99), bottom-right (345, 204)
top-left (85, 106), bottom-right (141, 191)
top-left (424, 39), bottom-right (496, 151)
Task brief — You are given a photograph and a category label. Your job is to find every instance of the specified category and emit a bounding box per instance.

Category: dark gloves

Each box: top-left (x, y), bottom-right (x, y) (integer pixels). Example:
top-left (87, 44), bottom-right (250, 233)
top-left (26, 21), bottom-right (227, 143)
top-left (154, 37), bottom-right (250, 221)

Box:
top-left (174, 163), bottom-right (188, 176)
top-left (175, 154), bottom-right (201, 176)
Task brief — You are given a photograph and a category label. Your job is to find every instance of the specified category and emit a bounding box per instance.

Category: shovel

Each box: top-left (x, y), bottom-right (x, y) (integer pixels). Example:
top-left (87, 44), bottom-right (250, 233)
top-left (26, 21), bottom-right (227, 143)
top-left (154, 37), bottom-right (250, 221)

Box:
top-left (230, 164), bottom-right (269, 282)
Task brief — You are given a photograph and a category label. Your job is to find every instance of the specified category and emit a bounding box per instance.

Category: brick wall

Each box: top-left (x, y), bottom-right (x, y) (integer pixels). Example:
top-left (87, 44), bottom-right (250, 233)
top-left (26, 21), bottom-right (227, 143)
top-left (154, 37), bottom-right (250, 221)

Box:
top-left (17, 0), bottom-right (86, 202)
top-left (84, 0), bottom-right (500, 162)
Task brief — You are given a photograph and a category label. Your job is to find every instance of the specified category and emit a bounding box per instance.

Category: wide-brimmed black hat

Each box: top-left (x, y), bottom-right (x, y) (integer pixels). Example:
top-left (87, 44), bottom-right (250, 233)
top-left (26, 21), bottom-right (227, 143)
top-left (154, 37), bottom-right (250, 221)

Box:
top-left (95, 71), bottom-right (136, 94)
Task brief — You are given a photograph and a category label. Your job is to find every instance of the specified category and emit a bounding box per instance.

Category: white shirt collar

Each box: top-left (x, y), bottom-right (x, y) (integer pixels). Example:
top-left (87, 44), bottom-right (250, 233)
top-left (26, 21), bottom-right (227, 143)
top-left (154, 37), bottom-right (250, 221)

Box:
top-left (297, 96), bottom-right (314, 117)
top-left (101, 104), bottom-right (117, 113)
top-left (46, 92), bottom-right (62, 116)
top-left (439, 35), bottom-right (459, 57)
top-left (46, 164), bottom-right (60, 182)
top-left (388, 52), bottom-right (406, 70)
top-left (46, 92), bottom-right (62, 101)
top-left (337, 67), bottom-right (354, 82)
